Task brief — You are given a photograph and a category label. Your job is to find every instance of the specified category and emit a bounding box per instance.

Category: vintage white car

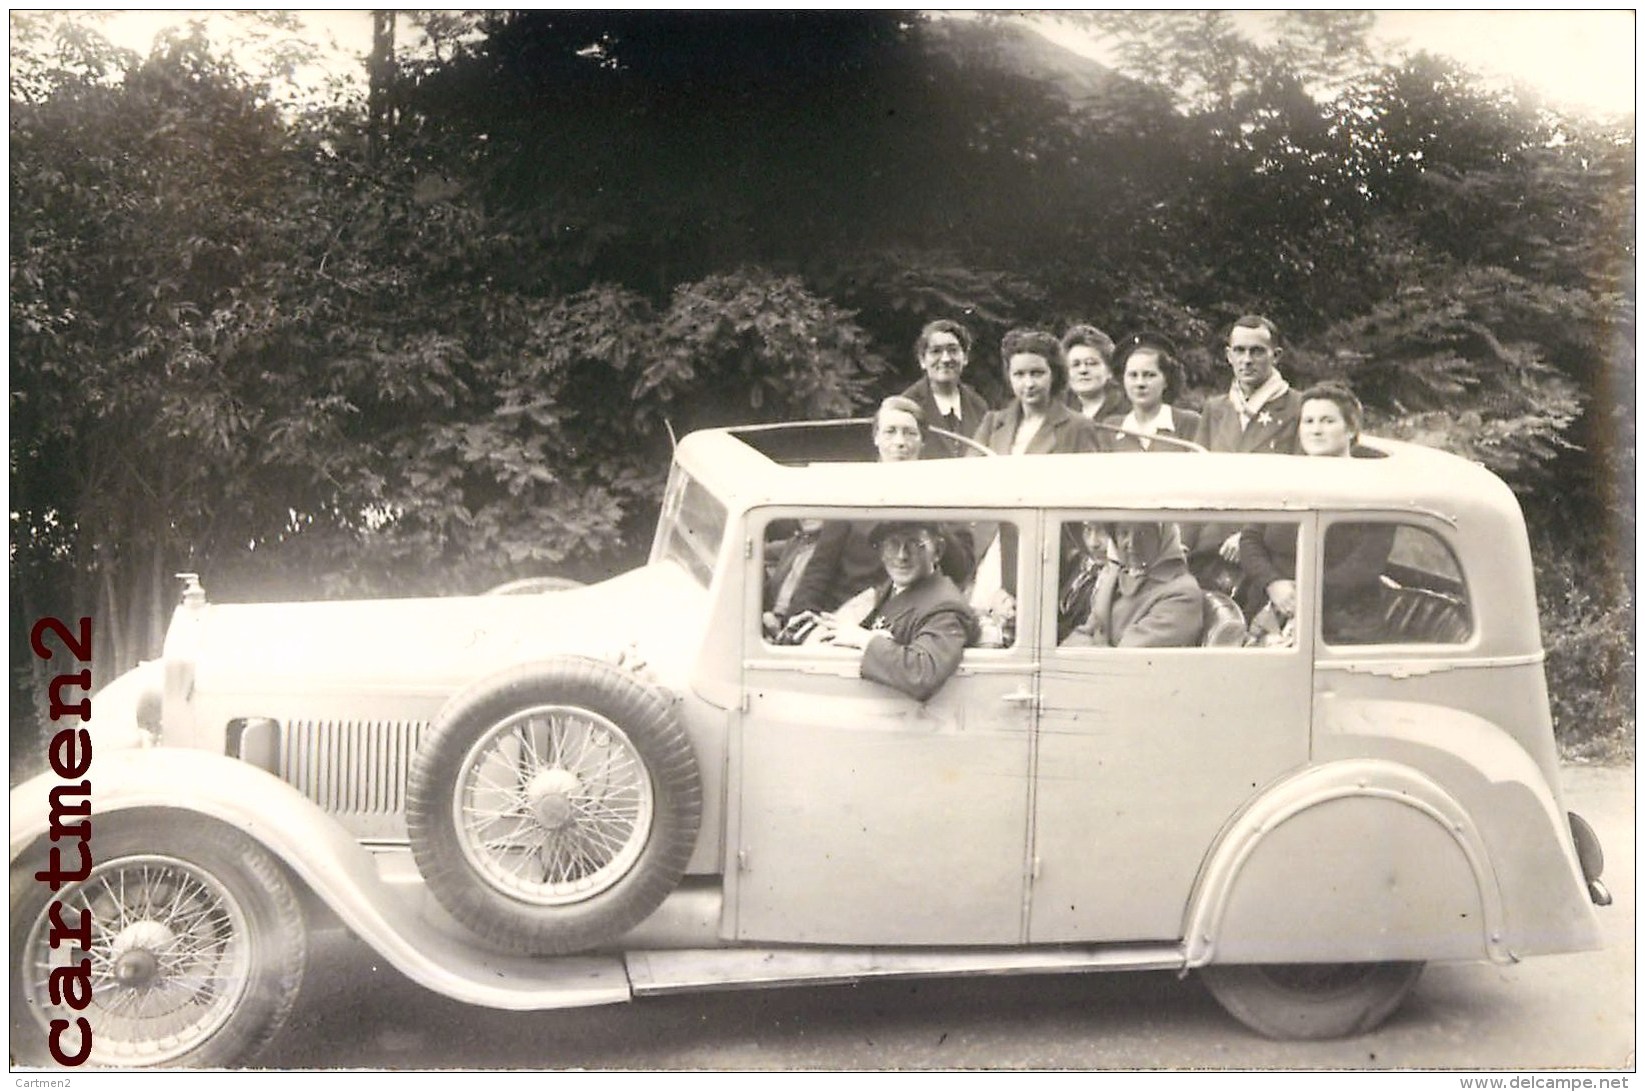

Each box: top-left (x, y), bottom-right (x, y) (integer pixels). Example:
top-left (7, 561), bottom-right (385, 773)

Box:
top-left (10, 420), bottom-right (1609, 1067)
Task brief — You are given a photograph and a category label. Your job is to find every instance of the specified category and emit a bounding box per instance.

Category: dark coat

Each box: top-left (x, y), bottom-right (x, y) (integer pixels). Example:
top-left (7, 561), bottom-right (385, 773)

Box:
top-left (900, 376), bottom-right (991, 457)
top-left (970, 400), bottom-right (1103, 456)
top-left (1062, 554), bottom-right (1204, 648)
top-left (1184, 387), bottom-right (1303, 560)
top-left (859, 572), bottom-right (981, 701)
top-left (1191, 388), bottom-right (1303, 454)
top-left (1065, 386), bottom-right (1128, 425)
top-left (1238, 519), bottom-right (1395, 643)
top-left (1097, 405), bottom-right (1204, 453)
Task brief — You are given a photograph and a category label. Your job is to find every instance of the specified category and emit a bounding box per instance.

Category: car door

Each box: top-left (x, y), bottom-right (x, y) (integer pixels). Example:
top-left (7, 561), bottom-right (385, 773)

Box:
top-left (728, 509), bottom-right (1039, 945)
top-left (1027, 510), bottom-right (1314, 942)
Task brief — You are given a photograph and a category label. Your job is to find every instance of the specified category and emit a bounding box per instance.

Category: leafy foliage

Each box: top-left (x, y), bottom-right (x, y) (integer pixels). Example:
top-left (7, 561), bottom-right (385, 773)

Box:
top-left (1535, 541), bottom-right (1636, 763)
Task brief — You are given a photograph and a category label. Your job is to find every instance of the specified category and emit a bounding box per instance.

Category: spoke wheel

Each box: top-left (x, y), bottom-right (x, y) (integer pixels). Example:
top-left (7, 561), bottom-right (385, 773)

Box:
top-left (407, 657), bottom-right (702, 955)
top-left (454, 704), bottom-right (654, 905)
top-left (11, 819), bottom-right (305, 1068)
top-left (1201, 961), bottom-right (1425, 1040)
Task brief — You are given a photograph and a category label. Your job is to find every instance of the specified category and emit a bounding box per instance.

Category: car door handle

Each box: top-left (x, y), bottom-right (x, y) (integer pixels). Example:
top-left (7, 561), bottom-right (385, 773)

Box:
top-left (1001, 689), bottom-right (1036, 705)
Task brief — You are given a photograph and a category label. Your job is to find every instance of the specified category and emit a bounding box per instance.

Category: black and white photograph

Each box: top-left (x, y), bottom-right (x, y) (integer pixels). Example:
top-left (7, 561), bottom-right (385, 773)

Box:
top-left (7, 8), bottom-right (1635, 1082)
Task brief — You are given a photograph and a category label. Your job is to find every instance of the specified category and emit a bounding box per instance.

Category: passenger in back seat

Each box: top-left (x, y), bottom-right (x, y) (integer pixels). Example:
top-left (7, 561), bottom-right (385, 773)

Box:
top-left (1061, 521), bottom-right (1204, 648)
top-left (1239, 382), bottom-right (1394, 644)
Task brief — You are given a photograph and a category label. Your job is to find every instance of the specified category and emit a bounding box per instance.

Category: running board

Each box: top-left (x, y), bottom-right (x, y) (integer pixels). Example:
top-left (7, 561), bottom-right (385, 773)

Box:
top-left (624, 944), bottom-right (1186, 996)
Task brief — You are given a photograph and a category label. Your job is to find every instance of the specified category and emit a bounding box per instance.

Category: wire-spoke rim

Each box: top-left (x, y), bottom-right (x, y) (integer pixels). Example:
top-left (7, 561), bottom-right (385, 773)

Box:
top-left (20, 854), bottom-right (254, 1065)
top-left (453, 703), bottom-right (655, 906)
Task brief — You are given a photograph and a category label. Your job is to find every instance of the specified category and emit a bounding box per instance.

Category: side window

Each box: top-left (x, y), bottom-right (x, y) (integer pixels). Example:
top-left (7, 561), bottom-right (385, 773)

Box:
top-left (1320, 522), bottom-right (1472, 645)
top-left (759, 514), bottom-right (1016, 649)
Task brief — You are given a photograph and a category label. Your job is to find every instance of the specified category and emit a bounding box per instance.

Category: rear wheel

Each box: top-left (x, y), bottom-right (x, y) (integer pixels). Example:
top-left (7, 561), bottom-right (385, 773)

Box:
top-left (10, 817), bottom-right (306, 1068)
top-left (1200, 961), bottom-right (1424, 1040)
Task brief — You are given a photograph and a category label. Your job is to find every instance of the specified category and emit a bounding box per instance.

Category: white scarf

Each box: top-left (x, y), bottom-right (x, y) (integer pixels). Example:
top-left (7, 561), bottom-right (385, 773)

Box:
top-left (1228, 371), bottom-right (1290, 430)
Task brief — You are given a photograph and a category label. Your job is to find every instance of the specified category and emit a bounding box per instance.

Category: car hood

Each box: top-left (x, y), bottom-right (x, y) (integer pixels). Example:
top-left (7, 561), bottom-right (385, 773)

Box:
top-left (178, 563), bottom-right (709, 700)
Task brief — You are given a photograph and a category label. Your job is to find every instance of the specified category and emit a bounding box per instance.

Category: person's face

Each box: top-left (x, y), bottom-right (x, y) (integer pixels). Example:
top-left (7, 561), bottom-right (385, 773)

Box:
top-left (1123, 350), bottom-right (1168, 412)
top-left (873, 408), bottom-right (924, 463)
top-left (1299, 397), bottom-right (1354, 457)
top-left (1112, 523), bottom-right (1163, 569)
top-left (1079, 521), bottom-right (1106, 555)
top-left (1065, 345), bottom-right (1111, 398)
top-left (920, 332), bottom-right (968, 389)
top-left (1226, 324), bottom-right (1279, 395)
top-left (878, 529), bottom-right (941, 588)
top-left (1007, 352), bottom-right (1055, 410)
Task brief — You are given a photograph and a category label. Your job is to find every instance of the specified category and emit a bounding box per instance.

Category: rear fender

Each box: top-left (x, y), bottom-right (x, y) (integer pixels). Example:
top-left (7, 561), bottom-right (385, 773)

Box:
top-left (1183, 759), bottom-right (1508, 966)
top-left (10, 748), bottom-right (630, 1010)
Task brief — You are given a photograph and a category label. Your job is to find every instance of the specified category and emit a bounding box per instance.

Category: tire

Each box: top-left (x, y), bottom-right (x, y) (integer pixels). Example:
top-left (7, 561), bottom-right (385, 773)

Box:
top-left (1201, 962), bottom-right (1425, 1040)
top-left (406, 657), bottom-right (702, 955)
top-left (10, 816), bottom-right (306, 1068)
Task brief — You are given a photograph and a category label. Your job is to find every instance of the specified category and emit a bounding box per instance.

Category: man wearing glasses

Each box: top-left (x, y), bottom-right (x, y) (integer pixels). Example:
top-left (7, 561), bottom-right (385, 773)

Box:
top-left (813, 521), bottom-right (980, 701)
top-left (900, 320), bottom-right (990, 457)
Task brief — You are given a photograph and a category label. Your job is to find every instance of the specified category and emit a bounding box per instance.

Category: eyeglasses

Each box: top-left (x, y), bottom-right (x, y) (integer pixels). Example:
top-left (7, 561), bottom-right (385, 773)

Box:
top-left (878, 536), bottom-right (934, 557)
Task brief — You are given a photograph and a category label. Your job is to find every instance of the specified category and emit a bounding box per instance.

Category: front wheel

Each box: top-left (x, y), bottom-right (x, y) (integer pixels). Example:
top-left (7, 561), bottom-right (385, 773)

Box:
top-left (10, 817), bottom-right (306, 1068)
top-left (1200, 961), bottom-right (1425, 1040)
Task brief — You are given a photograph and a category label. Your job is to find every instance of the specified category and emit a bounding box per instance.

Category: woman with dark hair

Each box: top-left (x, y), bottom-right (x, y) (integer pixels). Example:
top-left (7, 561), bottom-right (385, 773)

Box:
top-left (1238, 382), bottom-right (1394, 644)
top-left (971, 328), bottom-right (1102, 456)
top-left (1061, 324), bottom-right (1126, 423)
top-left (1099, 332), bottom-right (1202, 452)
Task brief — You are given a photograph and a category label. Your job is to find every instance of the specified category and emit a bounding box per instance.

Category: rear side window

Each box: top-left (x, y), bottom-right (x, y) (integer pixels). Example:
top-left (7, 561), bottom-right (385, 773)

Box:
top-left (1321, 522), bottom-right (1472, 645)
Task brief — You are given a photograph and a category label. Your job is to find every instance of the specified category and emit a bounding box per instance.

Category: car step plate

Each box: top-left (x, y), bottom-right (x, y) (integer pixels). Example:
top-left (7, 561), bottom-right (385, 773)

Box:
top-left (624, 944), bottom-right (1184, 995)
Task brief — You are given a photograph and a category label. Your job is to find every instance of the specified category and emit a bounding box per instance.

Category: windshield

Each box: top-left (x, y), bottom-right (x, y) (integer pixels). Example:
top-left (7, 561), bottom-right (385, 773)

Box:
top-left (652, 464), bottom-right (728, 587)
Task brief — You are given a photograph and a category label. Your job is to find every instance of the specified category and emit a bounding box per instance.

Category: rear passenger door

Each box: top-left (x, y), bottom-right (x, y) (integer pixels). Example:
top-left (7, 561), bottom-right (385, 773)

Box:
top-left (1028, 510), bottom-right (1314, 942)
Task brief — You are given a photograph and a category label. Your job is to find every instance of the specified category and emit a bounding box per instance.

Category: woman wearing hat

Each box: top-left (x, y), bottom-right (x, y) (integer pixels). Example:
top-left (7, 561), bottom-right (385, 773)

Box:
top-left (1238, 382), bottom-right (1393, 644)
top-left (1099, 332), bottom-right (1202, 453)
top-left (1061, 520), bottom-right (1204, 648)
top-left (971, 329), bottom-right (1102, 456)
top-left (814, 520), bottom-right (981, 701)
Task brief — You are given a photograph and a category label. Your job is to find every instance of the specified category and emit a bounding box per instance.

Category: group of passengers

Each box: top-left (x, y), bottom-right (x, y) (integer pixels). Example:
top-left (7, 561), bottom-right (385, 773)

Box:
top-left (767, 312), bottom-right (1390, 699)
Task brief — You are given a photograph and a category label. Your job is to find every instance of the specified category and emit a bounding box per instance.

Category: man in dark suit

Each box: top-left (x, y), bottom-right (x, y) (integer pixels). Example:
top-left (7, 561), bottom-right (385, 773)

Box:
top-left (1192, 315), bottom-right (1302, 455)
top-left (1188, 315), bottom-right (1304, 574)
top-left (899, 320), bottom-right (990, 457)
top-left (814, 521), bottom-right (980, 702)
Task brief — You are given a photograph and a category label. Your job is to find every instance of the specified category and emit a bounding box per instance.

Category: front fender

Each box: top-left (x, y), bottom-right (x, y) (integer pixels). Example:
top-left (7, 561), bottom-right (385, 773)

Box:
top-left (10, 748), bottom-right (630, 1011)
top-left (1183, 759), bottom-right (1508, 966)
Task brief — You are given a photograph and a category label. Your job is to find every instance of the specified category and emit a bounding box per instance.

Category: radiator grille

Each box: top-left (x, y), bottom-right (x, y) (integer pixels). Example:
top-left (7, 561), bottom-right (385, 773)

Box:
top-left (278, 719), bottom-right (426, 816)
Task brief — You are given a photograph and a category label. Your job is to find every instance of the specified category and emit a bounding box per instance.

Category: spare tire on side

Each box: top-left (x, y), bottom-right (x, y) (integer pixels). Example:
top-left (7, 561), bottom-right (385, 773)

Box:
top-left (406, 657), bottom-right (702, 955)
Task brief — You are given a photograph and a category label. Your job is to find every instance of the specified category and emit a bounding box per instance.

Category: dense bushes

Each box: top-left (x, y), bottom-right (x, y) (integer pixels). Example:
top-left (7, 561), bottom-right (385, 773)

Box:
top-left (1534, 542), bottom-right (1636, 762)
